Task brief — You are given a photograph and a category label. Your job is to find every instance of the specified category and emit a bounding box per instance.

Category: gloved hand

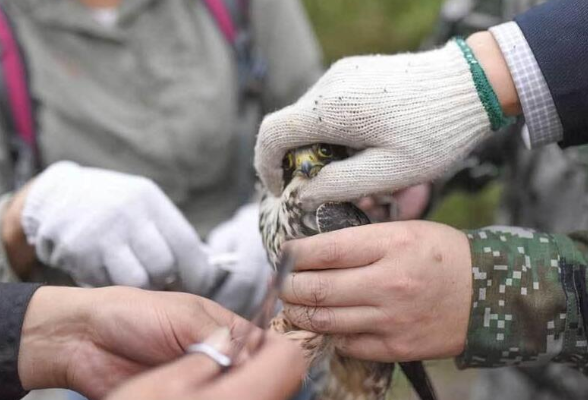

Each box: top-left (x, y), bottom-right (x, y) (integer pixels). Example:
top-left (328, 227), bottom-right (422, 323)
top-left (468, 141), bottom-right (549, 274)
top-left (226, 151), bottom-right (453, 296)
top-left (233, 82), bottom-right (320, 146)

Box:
top-left (207, 203), bottom-right (272, 318)
top-left (21, 161), bottom-right (217, 293)
top-left (255, 40), bottom-right (511, 205)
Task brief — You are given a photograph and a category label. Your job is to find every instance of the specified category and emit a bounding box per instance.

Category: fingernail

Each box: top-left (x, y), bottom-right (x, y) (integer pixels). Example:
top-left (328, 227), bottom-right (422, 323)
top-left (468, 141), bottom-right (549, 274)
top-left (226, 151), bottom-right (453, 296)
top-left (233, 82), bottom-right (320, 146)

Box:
top-left (203, 327), bottom-right (232, 353)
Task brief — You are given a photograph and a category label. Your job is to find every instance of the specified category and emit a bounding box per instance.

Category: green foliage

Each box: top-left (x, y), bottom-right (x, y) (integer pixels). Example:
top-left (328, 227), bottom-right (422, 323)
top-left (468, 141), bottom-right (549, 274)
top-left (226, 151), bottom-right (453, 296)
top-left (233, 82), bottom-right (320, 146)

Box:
top-left (302, 0), bottom-right (444, 63)
top-left (430, 183), bottom-right (503, 229)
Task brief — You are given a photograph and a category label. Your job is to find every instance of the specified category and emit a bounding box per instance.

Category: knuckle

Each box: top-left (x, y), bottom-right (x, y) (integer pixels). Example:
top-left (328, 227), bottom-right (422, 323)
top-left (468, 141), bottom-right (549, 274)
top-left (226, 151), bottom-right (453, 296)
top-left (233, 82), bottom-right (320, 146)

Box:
top-left (375, 309), bottom-right (396, 329)
top-left (387, 341), bottom-right (413, 361)
top-left (284, 304), bottom-right (336, 333)
top-left (318, 240), bottom-right (342, 266)
top-left (378, 271), bottom-right (420, 302)
top-left (390, 275), bottom-right (418, 298)
top-left (308, 273), bottom-right (332, 305)
top-left (388, 224), bottom-right (417, 250)
top-left (310, 308), bottom-right (336, 332)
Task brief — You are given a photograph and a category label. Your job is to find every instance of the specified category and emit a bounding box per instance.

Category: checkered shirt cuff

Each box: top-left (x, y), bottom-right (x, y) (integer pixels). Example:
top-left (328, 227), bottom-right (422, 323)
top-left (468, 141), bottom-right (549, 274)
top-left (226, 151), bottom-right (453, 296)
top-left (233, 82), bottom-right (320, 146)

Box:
top-left (490, 22), bottom-right (563, 148)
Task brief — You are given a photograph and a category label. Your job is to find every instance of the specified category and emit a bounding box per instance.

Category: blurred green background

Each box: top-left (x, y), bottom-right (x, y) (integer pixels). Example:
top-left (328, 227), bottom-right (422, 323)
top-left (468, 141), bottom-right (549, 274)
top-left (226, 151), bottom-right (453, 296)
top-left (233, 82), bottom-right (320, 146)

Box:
top-left (302, 0), bottom-right (502, 230)
top-left (302, 0), bottom-right (444, 63)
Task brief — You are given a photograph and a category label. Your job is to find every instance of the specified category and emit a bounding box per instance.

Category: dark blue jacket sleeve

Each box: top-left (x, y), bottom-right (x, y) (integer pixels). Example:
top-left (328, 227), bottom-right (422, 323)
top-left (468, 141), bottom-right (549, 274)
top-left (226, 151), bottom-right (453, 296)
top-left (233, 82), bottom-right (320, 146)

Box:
top-left (515, 0), bottom-right (588, 147)
top-left (0, 283), bottom-right (41, 400)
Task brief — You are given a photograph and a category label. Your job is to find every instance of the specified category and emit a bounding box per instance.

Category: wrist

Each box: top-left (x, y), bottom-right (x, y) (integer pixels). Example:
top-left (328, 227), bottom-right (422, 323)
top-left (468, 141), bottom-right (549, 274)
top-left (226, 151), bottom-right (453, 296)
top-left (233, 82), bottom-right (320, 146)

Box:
top-left (456, 228), bottom-right (578, 369)
top-left (467, 31), bottom-right (522, 117)
top-left (18, 286), bottom-right (93, 391)
top-left (2, 184), bottom-right (38, 279)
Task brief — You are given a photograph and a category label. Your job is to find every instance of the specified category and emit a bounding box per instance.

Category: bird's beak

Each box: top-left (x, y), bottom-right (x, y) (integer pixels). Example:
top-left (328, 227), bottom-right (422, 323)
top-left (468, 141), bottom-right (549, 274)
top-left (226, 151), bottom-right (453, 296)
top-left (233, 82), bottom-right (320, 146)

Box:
top-left (300, 160), bottom-right (313, 178)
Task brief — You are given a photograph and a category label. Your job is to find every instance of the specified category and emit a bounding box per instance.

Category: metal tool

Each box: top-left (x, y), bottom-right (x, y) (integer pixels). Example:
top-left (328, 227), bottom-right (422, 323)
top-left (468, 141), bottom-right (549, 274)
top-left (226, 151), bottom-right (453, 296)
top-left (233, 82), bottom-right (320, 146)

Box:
top-left (228, 250), bottom-right (296, 363)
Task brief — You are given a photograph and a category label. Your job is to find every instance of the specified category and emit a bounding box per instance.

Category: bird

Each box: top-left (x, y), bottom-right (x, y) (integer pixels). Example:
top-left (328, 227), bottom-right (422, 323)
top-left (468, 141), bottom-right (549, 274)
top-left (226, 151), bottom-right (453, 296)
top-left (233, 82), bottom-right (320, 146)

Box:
top-left (259, 143), bottom-right (437, 400)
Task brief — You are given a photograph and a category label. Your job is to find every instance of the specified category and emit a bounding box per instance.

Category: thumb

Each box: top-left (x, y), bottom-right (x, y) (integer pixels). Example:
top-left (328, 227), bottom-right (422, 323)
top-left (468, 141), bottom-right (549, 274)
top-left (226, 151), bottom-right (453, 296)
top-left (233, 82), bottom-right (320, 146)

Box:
top-left (105, 328), bottom-right (233, 400)
top-left (152, 196), bottom-right (218, 295)
top-left (255, 105), bottom-right (327, 197)
top-left (299, 148), bottom-right (412, 206)
top-left (176, 241), bottom-right (219, 296)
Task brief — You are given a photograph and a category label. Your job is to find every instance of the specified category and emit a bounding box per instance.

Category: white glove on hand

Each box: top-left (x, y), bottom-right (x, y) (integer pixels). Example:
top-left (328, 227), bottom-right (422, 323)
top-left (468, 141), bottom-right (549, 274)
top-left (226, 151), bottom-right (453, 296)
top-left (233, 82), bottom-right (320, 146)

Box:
top-left (22, 161), bottom-right (217, 293)
top-left (255, 40), bottom-right (510, 205)
top-left (207, 203), bottom-right (272, 318)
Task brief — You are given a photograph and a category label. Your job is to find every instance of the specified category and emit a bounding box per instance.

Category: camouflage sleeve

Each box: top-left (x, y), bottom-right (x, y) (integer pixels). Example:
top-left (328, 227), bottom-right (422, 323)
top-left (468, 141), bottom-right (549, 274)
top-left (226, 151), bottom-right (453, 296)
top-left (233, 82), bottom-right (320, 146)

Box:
top-left (0, 193), bottom-right (20, 283)
top-left (456, 226), bottom-right (588, 371)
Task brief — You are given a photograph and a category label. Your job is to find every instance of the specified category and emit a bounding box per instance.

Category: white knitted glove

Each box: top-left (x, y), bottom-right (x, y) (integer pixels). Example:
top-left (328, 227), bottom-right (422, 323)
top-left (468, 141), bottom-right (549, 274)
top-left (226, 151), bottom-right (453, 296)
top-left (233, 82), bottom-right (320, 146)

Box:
top-left (255, 40), bottom-right (510, 204)
top-left (207, 203), bottom-right (272, 317)
top-left (22, 161), bottom-right (217, 293)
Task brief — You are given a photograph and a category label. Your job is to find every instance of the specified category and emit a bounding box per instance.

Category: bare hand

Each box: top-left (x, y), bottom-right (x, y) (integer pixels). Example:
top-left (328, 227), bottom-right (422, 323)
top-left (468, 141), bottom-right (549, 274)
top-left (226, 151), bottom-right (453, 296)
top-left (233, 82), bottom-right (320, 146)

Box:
top-left (106, 332), bottom-right (306, 400)
top-left (18, 286), bottom-right (252, 399)
top-left (280, 221), bottom-right (472, 362)
top-left (356, 184), bottom-right (431, 222)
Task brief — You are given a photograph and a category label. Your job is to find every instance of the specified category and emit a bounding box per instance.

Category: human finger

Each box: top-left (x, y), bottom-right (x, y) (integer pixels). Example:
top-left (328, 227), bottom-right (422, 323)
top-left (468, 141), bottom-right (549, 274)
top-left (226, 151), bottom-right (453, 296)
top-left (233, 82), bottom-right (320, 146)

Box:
top-left (393, 184), bottom-right (431, 220)
top-left (105, 328), bottom-right (233, 400)
top-left (254, 105), bottom-right (320, 197)
top-left (298, 148), bottom-right (411, 207)
top-left (283, 303), bottom-right (378, 335)
top-left (151, 192), bottom-right (217, 295)
top-left (194, 296), bottom-right (260, 363)
top-left (199, 334), bottom-right (306, 400)
top-left (184, 327), bottom-right (234, 382)
top-left (103, 245), bottom-right (150, 288)
top-left (281, 269), bottom-right (377, 307)
top-left (131, 222), bottom-right (175, 288)
top-left (284, 225), bottom-right (386, 272)
top-left (62, 248), bottom-right (110, 287)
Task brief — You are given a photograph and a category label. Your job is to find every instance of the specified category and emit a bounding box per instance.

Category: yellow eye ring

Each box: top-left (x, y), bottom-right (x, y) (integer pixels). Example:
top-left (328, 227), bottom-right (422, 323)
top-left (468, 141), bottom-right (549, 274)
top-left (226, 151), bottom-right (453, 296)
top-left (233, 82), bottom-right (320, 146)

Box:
top-left (317, 144), bottom-right (333, 158)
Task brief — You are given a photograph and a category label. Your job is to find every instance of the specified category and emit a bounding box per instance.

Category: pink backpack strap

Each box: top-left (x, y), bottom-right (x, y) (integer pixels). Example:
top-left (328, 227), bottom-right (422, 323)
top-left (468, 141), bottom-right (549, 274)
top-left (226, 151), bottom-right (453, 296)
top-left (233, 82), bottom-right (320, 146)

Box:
top-left (202, 0), bottom-right (265, 102)
top-left (0, 5), bottom-right (36, 152)
top-left (202, 0), bottom-right (237, 44)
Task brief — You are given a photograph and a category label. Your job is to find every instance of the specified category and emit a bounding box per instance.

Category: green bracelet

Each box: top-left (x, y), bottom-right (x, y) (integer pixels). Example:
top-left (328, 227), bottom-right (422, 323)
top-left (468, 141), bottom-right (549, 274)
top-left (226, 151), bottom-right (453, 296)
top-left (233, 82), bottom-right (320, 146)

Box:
top-left (454, 37), bottom-right (514, 131)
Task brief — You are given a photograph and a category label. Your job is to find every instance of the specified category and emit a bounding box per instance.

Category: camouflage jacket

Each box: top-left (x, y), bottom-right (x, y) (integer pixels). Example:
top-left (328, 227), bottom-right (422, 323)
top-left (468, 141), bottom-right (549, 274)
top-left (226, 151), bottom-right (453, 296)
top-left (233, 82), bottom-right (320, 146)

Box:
top-left (457, 227), bottom-right (588, 371)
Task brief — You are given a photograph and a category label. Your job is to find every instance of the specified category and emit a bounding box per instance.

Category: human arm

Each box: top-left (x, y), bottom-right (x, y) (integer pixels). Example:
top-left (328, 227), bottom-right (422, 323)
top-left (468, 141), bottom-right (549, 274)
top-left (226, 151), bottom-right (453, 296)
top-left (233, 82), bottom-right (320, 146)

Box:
top-left (0, 283), bottom-right (41, 400)
top-left (513, 0), bottom-right (588, 147)
top-left (254, 0), bottom-right (588, 205)
top-left (254, 34), bottom-right (516, 205)
top-left (278, 222), bottom-right (588, 370)
top-left (458, 227), bottom-right (588, 369)
top-left (4, 285), bottom-right (253, 399)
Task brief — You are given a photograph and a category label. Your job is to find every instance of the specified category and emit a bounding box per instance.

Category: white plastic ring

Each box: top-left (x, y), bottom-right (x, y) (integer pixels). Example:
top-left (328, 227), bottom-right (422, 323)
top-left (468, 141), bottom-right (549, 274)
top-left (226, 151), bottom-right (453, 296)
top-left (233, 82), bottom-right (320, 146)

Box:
top-left (187, 342), bottom-right (232, 368)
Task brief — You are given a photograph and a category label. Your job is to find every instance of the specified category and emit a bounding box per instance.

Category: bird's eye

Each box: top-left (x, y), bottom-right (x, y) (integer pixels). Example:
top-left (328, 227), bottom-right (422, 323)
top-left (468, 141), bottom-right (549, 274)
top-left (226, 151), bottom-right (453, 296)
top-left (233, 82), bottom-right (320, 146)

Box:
top-left (317, 144), bottom-right (333, 158)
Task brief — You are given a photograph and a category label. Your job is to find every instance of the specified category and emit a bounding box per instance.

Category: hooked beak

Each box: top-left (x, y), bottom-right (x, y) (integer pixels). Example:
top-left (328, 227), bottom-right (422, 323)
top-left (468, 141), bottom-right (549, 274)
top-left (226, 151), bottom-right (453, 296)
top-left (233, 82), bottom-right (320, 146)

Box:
top-left (300, 160), bottom-right (313, 178)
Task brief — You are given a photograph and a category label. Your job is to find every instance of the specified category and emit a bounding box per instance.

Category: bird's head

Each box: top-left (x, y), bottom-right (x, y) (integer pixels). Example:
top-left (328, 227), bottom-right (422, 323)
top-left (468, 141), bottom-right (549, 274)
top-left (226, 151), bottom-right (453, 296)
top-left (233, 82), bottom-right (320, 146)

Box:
top-left (282, 143), bottom-right (348, 187)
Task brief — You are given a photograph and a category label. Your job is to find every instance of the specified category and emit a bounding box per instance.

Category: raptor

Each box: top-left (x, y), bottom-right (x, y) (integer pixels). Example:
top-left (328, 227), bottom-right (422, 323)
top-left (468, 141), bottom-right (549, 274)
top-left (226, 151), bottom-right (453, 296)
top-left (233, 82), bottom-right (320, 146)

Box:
top-left (259, 143), bottom-right (437, 400)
